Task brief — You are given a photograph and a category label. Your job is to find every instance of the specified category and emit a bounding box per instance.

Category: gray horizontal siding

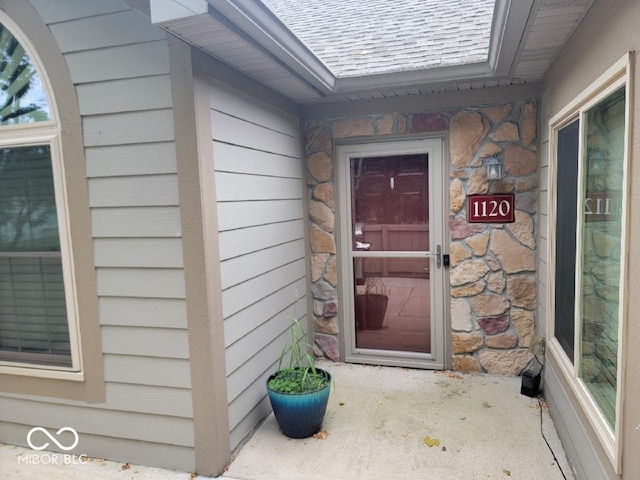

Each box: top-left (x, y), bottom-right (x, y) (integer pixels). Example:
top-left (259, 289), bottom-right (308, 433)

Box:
top-left (105, 382), bottom-right (193, 418)
top-left (228, 394), bottom-right (271, 450)
top-left (211, 111), bottom-right (300, 157)
top-left (77, 76), bottom-right (173, 116)
top-left (2, 397), bottom-right (194, 447)
top-left (94, 238), bottom-right (184, 268)
top-left (101, 326), bottom-right (189, 359)
top-left (214, 142), bottom-right (301, 177)
top-left (47, 9), bottom-right (166, 53)
top-left (538, 127), bottom-right (550, 338)
top-left (96, 268), bottom-right (186, 299)
top-left (217, 199), bottom-right (303, 231)
top-left (28, 0), bottom-right (130, 24)
top-left (98, 297), bottom-right (187, 329)
top-left (218, 219), bottom-right (304, 260)
top-left (1, 421), bottom-right (194, 472)
top-left (103, 354), bottom-right (191, 389)
top-left (0, 380), bottom-right (192, 418)
top-left (544, 364), bottom-right (607, 480)
top-left (0, 1), bottom-right (195, 473)
top-left (89, 174), bottom-right (179, 207)
top-left (83, 109), bottom-right (175, 146)
top-left (206, 79), bottom-right (307, 450)
top-left (64, 41), bottom-right (170, 83)
top-left (222, 259), bottom-right (306, 319)
top-left (91, 206), bottom-right (182, 238)
top-left (215, 171), bottom-right (303, 201)
top-left (85, 142), bottom-right (177, 178)
top-left (223, 276), bottom-right (307, 347)
top-left (220, 239), bottom-right (305, 290)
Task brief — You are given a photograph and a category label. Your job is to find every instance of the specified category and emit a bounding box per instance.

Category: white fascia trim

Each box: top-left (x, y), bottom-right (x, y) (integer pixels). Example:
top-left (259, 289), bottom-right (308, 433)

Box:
top-left (489, 0), bottom-right (535, 76)
top-left (332, 62), bottom-right (496, 95)
top-left (209, 0), bottom-right (336, 93)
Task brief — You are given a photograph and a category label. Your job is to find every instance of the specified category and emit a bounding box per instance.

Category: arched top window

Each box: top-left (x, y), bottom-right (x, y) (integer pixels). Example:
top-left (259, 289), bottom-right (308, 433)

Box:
top-left (0, 3), bottom-right (103, 402)
top-left (0, 23), bottom-right (50, 125)
top-left (0, 20), bottom-right (77, 371)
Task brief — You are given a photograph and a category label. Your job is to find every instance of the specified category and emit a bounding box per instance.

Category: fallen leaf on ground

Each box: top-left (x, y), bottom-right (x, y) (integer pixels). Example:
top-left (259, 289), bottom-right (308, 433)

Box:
top-left (121, 463), bottom-right (130, 470)
top-left (423, 436), bottom-right (440, 447)
top-left (313, 430), bottom-right (329, 439)
top-left (539, 398), bottom-right (549, 412)
top-left (503, 469), bottom-right (511, 476)
top-left (482, 401), bottom-right (492, 408)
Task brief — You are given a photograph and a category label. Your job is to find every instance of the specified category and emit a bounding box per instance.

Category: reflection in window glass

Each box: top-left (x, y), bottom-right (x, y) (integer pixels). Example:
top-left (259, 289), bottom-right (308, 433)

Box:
top-left (579, 87), bottom-right (625, 428)
top-left (0, 24), bottom-right (50, 125)
top-left (0, 146), bottom-right (59, 252)
top-left (351, 154), bottom-right (428, 252)
top-left (0, 145), bottom-right (69, 366)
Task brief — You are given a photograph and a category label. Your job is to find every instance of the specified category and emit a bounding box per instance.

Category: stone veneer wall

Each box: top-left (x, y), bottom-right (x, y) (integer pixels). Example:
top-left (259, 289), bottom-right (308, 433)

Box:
top-left (305, 101), bottom-right (538, 375)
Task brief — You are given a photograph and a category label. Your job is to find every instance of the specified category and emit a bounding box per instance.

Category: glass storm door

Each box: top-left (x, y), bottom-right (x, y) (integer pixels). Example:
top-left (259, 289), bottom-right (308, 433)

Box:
top-left (338, 140), bottom-right (445, 369)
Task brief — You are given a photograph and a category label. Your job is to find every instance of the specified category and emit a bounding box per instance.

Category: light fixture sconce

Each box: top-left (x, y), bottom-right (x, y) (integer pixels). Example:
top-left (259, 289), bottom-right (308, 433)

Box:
top-left (485, 156), bottom-right (503, 180)
top-left (588, 150), bottom-right (605, 176)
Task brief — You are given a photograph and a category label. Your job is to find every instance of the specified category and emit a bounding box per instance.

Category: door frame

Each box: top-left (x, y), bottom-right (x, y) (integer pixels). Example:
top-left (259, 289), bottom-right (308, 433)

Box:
top-left (336, 138), bottom-right (449, 369)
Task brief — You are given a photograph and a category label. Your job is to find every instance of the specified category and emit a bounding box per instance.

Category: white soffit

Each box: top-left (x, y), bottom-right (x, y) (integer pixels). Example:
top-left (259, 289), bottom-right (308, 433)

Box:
top-left (514, 0), bottom-right (595, 79)
top-left (150, 0), bottom-right (595, 105)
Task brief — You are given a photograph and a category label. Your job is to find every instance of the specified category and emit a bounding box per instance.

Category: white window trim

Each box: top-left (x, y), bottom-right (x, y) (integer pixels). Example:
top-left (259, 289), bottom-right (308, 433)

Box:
top-left (546, 52), bottom-right (632, 473)
top-left (0, 16), bottom-right (84, 381)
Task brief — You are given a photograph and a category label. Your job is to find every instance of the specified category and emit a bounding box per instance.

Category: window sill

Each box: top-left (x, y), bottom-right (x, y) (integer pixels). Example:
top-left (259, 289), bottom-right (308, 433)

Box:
top-left (0, 363), bottom-right (84, 381)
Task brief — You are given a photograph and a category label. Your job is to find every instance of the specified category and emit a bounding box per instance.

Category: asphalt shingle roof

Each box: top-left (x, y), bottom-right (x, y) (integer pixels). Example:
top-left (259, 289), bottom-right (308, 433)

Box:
top-left (261, 0), bottom-right (495, 77)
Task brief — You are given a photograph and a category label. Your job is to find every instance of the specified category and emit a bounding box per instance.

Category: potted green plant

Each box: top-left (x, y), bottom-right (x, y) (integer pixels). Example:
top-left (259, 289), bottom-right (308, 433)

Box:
top-left (355, 277), bottom-right (389, 330)
top-left (266, 299), bottom-right (331, 439)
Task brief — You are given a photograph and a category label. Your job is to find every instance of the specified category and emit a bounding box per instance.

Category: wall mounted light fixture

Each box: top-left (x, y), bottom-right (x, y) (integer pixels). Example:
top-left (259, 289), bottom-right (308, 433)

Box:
top-left (588, 150), bottom-right (605, 176)
top-left (485, 156), bottom-right (503, 180)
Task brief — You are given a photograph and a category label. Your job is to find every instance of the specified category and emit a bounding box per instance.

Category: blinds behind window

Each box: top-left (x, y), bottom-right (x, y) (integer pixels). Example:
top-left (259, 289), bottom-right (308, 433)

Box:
top-left (0, 256), bottom-right (70, 366)
top-left (0, 145), bottom-right (70, 367)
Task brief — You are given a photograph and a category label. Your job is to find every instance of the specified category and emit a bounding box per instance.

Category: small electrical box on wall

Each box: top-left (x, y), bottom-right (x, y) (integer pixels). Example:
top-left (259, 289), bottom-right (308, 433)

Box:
top-left (521, 367), bottom-right (541, 397)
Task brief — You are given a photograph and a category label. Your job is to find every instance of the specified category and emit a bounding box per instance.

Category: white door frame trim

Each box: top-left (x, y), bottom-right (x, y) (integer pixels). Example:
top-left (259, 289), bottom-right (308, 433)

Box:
top-left (336, 138), bottom-right (447, 369)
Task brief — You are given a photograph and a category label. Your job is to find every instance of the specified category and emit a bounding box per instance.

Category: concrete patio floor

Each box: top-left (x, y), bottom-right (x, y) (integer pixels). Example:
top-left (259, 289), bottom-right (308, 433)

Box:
top-left (0, 361), bottom-right (575, 480)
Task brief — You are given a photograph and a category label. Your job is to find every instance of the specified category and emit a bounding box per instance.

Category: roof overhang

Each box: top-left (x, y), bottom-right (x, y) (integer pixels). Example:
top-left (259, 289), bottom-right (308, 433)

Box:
top-left (149, 0), bottom-right (557, 104)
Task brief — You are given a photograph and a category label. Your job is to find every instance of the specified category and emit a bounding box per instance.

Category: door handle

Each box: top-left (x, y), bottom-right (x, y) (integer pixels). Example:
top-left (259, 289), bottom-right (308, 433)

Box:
top-left (424, 244), bottom-right (441, 268)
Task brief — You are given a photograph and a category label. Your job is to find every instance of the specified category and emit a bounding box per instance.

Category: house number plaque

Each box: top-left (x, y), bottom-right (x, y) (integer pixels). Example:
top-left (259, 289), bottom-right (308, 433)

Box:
top-left (467, 194), bottom-right (515, 223)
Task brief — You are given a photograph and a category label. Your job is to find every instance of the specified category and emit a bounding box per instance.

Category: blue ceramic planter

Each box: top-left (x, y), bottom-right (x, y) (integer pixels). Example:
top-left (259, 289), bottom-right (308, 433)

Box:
top-left (267, 369), bottom-right (331, 439)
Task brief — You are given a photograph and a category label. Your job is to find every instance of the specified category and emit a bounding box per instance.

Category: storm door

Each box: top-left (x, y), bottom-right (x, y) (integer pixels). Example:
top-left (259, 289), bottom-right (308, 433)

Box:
top-left (338, 140), bottom-right (446, 369)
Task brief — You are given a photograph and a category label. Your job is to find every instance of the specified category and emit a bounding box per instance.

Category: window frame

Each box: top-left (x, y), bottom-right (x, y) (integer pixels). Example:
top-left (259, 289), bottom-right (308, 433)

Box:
top-left (0, 16), bottom-right (82, 378)
top-left (0, 3), bottom-right (103, 401)
top-left (547, 53), bottom-right (632, 473)
top-left (0, 131), bottom-right (82, 377)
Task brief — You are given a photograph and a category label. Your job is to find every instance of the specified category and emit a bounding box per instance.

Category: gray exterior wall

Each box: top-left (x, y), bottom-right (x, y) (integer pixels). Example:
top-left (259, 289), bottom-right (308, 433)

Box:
top-left (539, 0), bottom-right (640, 478)
top-left (0, 0), bottom-right (196, 471)
top-left (200, 78), bottom-right (307, 450)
